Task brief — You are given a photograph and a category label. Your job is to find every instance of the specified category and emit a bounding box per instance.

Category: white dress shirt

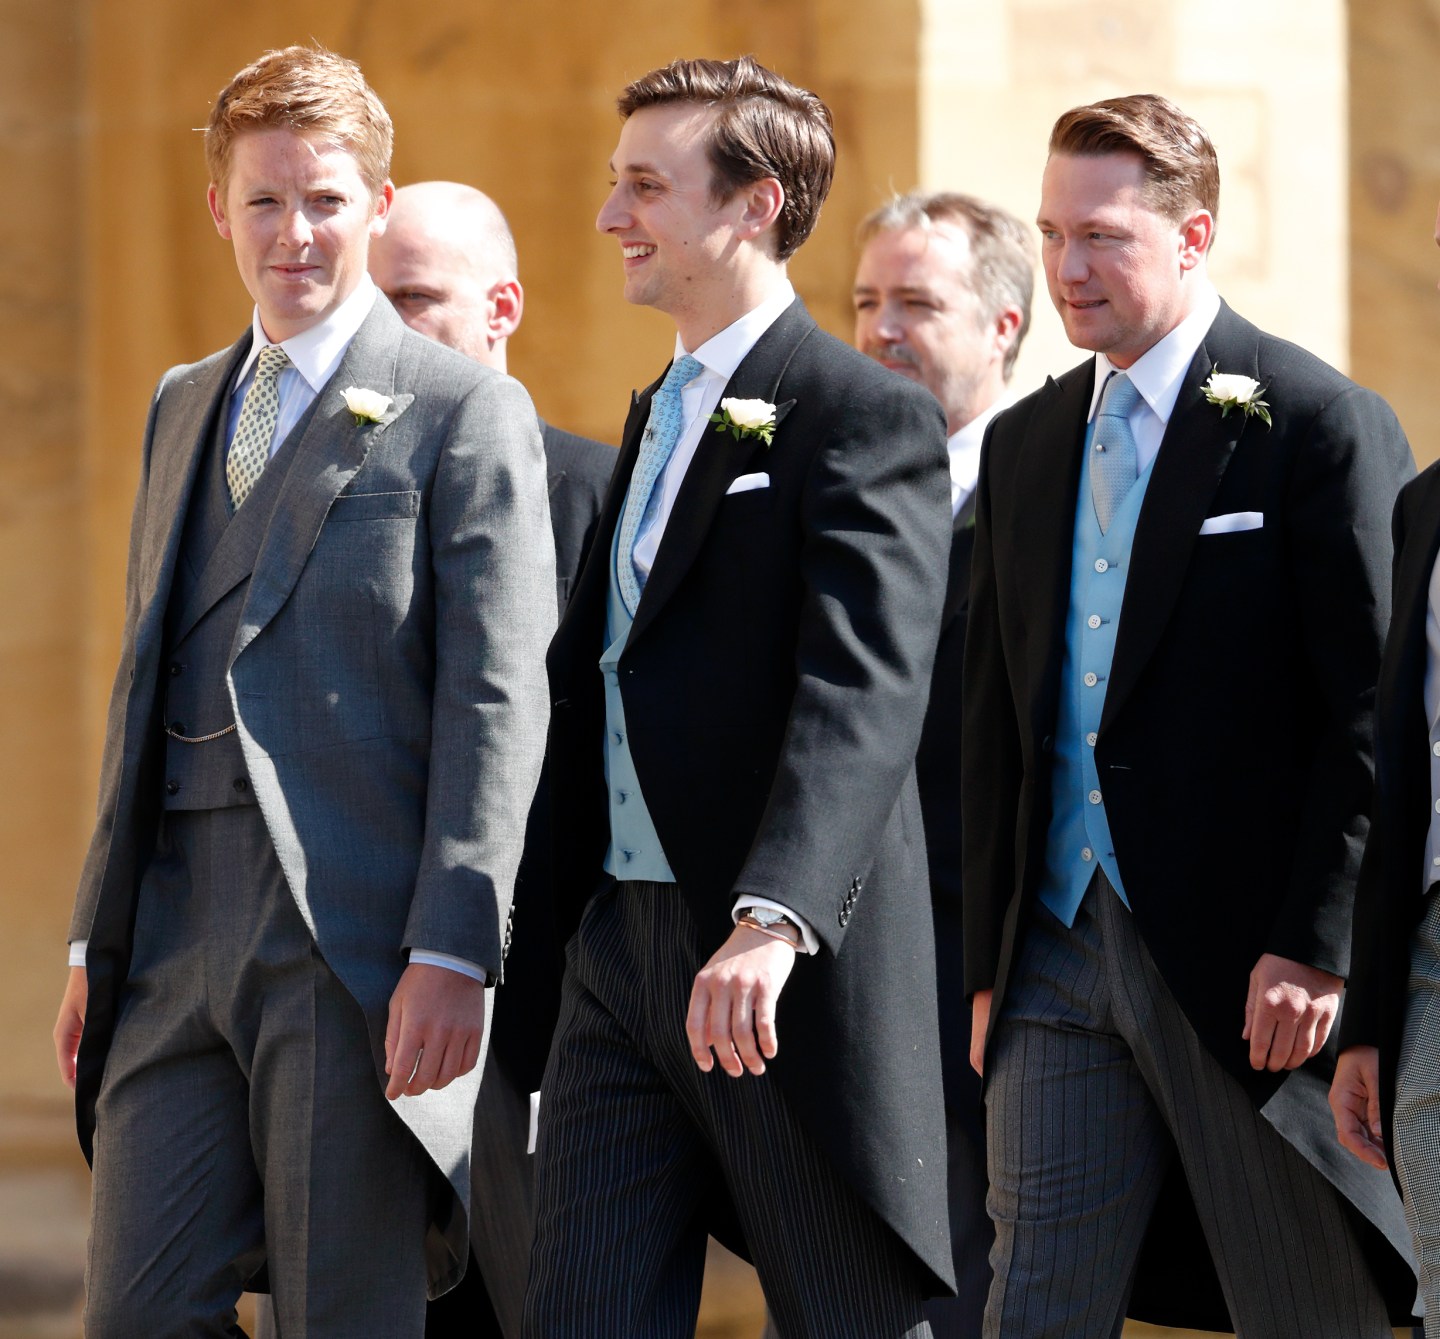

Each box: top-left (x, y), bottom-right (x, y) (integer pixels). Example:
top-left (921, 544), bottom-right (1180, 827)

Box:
top-left (627, 279), bottom-right (819, 954)
top-left (1083, 284), bottom-right (1222, 472)
top-left (949, 396), bottom-right (1011, 517)
top-left (72, 278), bottom-right (484, 983)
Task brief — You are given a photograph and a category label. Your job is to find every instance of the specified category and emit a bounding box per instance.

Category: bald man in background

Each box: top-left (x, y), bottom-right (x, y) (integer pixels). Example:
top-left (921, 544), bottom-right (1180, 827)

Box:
top-left (378, 180), bottom-right (614, 1339)
top-left (254, 181), bottom-right (613, 1339)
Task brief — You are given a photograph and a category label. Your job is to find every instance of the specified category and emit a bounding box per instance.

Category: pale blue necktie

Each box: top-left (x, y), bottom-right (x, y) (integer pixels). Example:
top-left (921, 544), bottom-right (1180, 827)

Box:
top-left (1090, 371), bottom-right (1140, 534)
top-left (616, 354), bottom-right (704, 614)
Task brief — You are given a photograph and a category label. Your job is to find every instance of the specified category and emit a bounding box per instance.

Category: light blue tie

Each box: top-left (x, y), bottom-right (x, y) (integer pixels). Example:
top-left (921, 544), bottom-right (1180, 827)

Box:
top-left (1091, 371), bottom-right (1140, 534)
top-left (616, 354), bottom-right (704, 614)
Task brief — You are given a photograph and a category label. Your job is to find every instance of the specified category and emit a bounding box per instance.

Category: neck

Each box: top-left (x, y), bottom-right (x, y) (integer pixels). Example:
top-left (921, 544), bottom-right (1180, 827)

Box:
top-left (671, 256), bottom-right (789, 351)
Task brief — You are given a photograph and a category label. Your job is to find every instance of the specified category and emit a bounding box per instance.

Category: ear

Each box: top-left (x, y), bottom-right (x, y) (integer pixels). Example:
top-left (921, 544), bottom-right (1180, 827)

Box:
top-left (368, 180), bottom-right (396, 239)
top-left (487, 278), bottom-right (524, 343)
top-left (207, 183), bottom-right (232, 241)
top-left (990, 304), bottom-right (1024, 365)
top-left (736, 177), bottom-right (785, 243)
top-left (1178, 208), bottom-right (1214, 272)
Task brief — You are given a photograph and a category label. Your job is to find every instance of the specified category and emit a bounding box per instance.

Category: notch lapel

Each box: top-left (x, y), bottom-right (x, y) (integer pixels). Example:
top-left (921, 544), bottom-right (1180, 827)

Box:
top-left (1384, 468), bottom-right (1440, 786)
top-left (627, 299), bottom-right (811, 648)
top-left (230, 300), bottom-right (414, 664)
top-left (1101, 308), bottom-right (1251, 732)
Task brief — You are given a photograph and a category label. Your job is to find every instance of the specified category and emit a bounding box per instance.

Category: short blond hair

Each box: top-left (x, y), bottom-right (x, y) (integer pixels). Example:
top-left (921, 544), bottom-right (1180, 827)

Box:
top-left (205, 45), bottom-right (393, 198)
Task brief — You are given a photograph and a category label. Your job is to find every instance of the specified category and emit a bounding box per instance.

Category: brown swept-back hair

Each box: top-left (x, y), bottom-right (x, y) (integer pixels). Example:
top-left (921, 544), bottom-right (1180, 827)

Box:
top-left (618, 56), bottom-right (834, 262)
top-left (857, 191), bottom-right (1035, 380)
top-left (205, 45), bottom-right (393, 199)
top-left (1048, 93), bottom-right (1219, 224)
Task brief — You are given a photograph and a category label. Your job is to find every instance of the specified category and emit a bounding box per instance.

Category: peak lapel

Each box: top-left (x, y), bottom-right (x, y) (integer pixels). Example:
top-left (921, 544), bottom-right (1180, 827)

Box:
top-left (231, 300), bottom-right (412, 663)
top-left (628, 299), bottom-right (813, 647)
top-left (1014, 370), bottom-right (1093, 722)
top-left (1101, 307), bottom-right (1250, 732)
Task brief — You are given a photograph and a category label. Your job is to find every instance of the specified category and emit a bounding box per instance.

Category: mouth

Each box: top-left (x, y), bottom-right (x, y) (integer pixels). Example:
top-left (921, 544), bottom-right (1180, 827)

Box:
top-left (1066, 298), bottom-right (1106, 311)
top-left (271, 264), bottom-right (320, 280)
top-left (622, 243), bottom-right (656, 261)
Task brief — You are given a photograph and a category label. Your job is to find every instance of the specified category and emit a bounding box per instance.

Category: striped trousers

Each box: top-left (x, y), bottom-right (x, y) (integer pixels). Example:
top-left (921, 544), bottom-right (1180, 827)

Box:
top-left (985, 870), bottom-right (1391, 1338)
top-left (523, 881), bottom-right (931, 1339)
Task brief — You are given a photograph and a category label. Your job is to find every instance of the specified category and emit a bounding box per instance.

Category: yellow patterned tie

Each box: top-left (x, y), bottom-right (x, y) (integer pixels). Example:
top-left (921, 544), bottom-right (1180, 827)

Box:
top-left (226, 345), bottom-right (291, 509)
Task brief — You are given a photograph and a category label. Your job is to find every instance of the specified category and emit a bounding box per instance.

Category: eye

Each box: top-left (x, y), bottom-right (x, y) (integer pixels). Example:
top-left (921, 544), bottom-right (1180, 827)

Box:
top-left (853, 297), bottom-right (876, 312)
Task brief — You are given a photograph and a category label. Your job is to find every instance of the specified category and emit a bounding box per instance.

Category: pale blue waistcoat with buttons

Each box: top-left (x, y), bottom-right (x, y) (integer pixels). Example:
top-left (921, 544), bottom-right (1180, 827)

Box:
top-left (1036, 415), bottom-right (1159, 926)
top-left (600, 521), bottom-right (676, 882)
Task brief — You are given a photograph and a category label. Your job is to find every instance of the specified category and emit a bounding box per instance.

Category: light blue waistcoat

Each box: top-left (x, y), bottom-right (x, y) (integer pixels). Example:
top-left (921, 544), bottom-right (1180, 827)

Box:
top-left (1036, 417), bottom-right (1158, 926)
top-left (600, 522), bottom-right (676, 882)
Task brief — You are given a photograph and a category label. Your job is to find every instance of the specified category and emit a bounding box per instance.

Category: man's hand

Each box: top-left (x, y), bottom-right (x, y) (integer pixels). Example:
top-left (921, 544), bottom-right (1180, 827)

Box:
top-left (970, 988), bottom-right (993, 1077)
top-left (1329, 1045), bottom-right (1388, 1170)
top-left (686, 924), bottom-right (797, 1077)
top-left (384, 963), bottom-right (487, 1100)
top-left (54, 966), bottom-right (87, 1090)
top-left (1243, 952), bottom-right (1343, 1071)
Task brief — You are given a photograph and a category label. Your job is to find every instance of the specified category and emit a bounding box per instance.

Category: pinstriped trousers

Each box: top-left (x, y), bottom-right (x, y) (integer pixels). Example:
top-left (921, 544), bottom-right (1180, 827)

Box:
top-left (985, 870), bottom-right (1390, 1339)
top-left (523, 881), bottom-right (931, 1339)
top-left (1395, 885), bottom-right (1440, 1322)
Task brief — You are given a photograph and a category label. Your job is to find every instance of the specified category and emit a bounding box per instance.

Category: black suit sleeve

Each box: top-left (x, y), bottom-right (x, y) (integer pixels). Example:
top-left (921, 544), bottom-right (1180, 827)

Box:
top-left (731, 381), bottom-right (950, 955)
top-left (1269, 386), bottom-right (1412, 975)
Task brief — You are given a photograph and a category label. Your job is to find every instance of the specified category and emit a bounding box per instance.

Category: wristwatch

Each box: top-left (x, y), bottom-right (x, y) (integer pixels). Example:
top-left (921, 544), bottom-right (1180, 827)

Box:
top-left (744, 907), bottom-right (792, 929)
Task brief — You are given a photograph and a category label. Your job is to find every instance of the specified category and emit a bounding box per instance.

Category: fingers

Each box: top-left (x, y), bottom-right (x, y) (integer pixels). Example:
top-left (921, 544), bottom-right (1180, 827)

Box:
top-left (53, 968), bottom-right (87, 1091)
top-left (687, 929), bottom-right (795, 1077)
top-left (970, 989), bottom-right (992, 1078)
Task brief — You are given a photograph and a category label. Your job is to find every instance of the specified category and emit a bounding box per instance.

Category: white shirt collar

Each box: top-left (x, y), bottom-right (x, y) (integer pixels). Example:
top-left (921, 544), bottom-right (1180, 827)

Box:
top-left (949, 395), bottom-right (1012, 515)
top-left (673, 279), bottom-right (797, 381)
top-left (1085, 283), bottom-right (1222, 427)
top-left (234, 274), bottom-right (379, 394)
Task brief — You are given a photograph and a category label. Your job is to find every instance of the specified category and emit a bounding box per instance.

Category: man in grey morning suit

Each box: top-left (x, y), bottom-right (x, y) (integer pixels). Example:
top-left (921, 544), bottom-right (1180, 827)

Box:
top-left (368, 181), bottom-right (612, 1339)
top-left (50, 47), bottom-right (554, 1337)
top-left (963, 95), bottom-right (1418, 1335)
top-left (852, 190), bottom-right (1035, 1339)
top-left (526, 57), bottom-right (954, 1337)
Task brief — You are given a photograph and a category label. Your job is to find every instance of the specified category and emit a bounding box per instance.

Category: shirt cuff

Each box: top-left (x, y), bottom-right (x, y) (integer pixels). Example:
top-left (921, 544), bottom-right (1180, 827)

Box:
top-left (409, 949), bottom-right (488, 985)
top-left (68, 941), bottom-right (87, 969)
top-left (731, 898), bottom-right (817, 955)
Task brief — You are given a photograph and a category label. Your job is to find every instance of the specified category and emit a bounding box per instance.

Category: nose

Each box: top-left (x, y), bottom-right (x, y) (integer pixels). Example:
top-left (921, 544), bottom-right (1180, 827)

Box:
top-left (277, 208), bottom-right (313, 249)
top-left (871, 303), bottom-right (906, 345)
top-left (596, 184), bottom-right (629, 235)
top-left (1055, 238), bottom-right (1088, 286)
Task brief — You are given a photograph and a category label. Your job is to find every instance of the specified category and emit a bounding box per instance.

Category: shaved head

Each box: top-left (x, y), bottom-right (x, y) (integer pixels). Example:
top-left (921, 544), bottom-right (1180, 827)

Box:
top-left (369, 180), bottom-right (523, 367)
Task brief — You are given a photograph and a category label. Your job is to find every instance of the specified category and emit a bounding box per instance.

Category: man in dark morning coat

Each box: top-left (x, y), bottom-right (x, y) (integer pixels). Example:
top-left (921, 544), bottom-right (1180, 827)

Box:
top-left (851, 189), bottom-right (1035, 1339)
top-left (964, 93), bottom-right (1418, 1335)
top-left (51, 48), bottom-right (554, 1336)
top-left (1331, 203), bottom-right (1440, 1329)
top-left (523, 56), bottom-right (955, 1338)
top-left (369, 179), bottom-right (613, 1339)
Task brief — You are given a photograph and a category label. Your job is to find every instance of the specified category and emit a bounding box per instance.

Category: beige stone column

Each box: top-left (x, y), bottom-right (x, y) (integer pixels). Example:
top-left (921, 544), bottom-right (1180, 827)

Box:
top-left (915, 0), bottom-right (1349, 407)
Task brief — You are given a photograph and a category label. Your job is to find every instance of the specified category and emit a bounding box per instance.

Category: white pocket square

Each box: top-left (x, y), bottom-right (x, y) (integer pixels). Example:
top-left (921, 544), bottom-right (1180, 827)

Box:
top-left (725, 472), bottom-right (770, 495)
top-left (1198, 511), bottom-right (1263, 535)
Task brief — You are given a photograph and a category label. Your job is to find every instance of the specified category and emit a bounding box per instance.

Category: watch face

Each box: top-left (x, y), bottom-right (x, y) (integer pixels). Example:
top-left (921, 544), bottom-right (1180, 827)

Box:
top-left (750, 908), bottom-right (785, 927)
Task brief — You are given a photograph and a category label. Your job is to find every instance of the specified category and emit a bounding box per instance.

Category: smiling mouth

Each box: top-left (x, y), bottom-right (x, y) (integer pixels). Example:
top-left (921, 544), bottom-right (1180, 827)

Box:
top-left (622, 243), bottom-right (656, 260)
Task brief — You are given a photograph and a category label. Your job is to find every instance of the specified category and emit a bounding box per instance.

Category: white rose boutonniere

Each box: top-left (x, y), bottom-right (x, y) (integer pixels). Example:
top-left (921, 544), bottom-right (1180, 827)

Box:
top-left (710, 397), bottom-right (778, 447)
top-left (342, 386), bottom-right (393, 426)
top-left (1202, 370), bottom-right (1271, 428)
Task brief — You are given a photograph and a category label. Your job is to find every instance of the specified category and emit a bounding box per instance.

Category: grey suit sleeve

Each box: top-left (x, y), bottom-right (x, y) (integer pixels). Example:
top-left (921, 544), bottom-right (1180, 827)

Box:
top-left (69, 373), bottom-right (170, 942)
top-left (402, 373), bottom-right (556, 977)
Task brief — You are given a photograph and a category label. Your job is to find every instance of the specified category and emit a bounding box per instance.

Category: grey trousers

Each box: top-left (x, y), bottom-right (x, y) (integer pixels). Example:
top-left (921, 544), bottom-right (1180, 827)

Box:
top-left (1396, 885), bottom-right (1440, 1322)
top-left (985, 871), bottom-right (1391, 1339)
top-left (523, 881), bottom-right (932, 1339)
top-left (85, 808), bottom-right (432, 1339)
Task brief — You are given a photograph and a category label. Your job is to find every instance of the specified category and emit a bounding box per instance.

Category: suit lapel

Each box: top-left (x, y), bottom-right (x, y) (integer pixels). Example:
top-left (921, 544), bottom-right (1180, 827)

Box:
top-left (1014, 369), bottom-right (1092, 730)
top-left (1383, 467), bottom-right (1440, 782)
top-left (627, 299), bottom-right (810, 647)
top-left (135, 336), bottom-right (251, 634)
top-left (1100, 306), bottom-right (1251, 733)
top-left (231, 299), bottom-right (414, 664)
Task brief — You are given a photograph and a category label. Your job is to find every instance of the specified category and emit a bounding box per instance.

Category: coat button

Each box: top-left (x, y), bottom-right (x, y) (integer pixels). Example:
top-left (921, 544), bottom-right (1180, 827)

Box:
top-left (166, 780), bottom-right (180, 795)
top-left (1041, 735), bottom-right (1054, 753)
top-left (170, 721), bottom-right (185, 735)
top-left (233, 777), bottom-right (248, 792)
top-left (169, 662), bottom-right (183, 677)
